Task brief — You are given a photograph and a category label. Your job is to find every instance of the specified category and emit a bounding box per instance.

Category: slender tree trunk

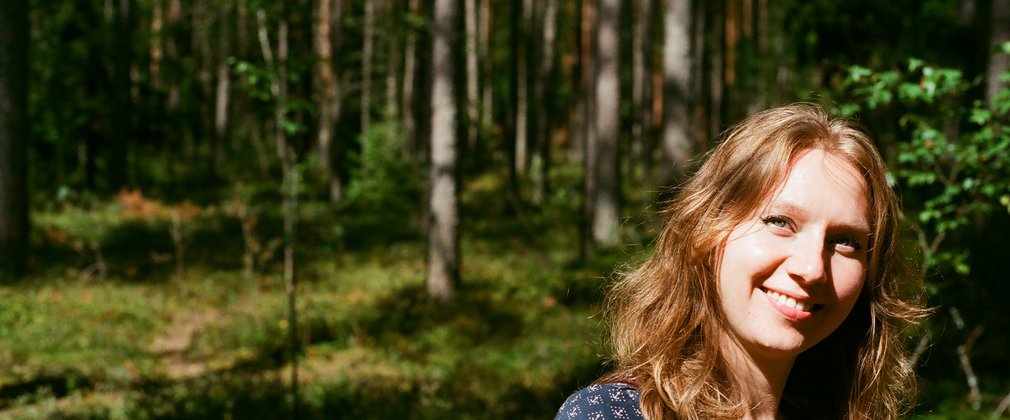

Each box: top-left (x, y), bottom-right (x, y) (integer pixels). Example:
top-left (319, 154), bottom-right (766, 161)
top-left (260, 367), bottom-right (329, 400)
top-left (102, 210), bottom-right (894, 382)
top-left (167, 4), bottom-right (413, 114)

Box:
top-left (428, 0), bottom-right (459, 303)
top-left (151, 1), bottom-right (163, 90)
top-left (383, 0), bottom-right (399, 117)
top-left (660, 0), bottom-right (691, 185)
top-left (708, 0), bottom-right (724, 142)
top-left (464, 0), bottom-right (479, 152)
top-left (592, 0), bottom-right (620, 247)
top-left (402, 0), bottom-right (420, 154)
top-left (315, 0), bottom-right (344, 202)
top-left (723, 0), bottom-right (739, 122)
top-left (632, 0), bottom-right (655, 187)
top-left (771, 0), bottom-right (787, 104)
top-left (0, 0), bottom-right (29, 278)
top-left (751, 0), bottom-right (768, 115)
top-left (257, 9), bottom-right (288, 160)
top-left (579, 0), bottom-right (596, 257)
top-left (211, 2), bottom-right (232, 178)
top-left (531, 0), bottom-right (558, 205)
top-left (989, 0), bottom-right (1010, 106)
top-left (479, 0), bottom-right (493, 155)
top-left (111, 0), bottom-right (132, 188)
top-left (690, 0), bottom-right (707, 154)
top-left (506, 0), bottom-right (520, 191)
top-left (281, 140), bottom-right (300, 419)
top-left (166, 0), bottom-right (181, 114)
top-left (362, 0), bottom-right (374, 132)
top-left (514, 0), bottom-right (531, 176)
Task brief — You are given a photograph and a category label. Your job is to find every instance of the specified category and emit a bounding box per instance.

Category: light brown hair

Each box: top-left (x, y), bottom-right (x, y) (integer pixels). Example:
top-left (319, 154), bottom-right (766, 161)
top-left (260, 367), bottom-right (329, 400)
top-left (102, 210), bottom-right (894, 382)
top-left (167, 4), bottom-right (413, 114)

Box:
top-left (602, 103), bottom-right (927, 419)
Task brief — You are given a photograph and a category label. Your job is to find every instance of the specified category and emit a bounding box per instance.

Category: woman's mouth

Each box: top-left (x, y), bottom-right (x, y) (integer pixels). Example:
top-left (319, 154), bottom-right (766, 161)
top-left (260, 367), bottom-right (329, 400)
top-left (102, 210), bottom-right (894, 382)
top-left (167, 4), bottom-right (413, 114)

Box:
top-left (761, 287), bottom-right (821, 320)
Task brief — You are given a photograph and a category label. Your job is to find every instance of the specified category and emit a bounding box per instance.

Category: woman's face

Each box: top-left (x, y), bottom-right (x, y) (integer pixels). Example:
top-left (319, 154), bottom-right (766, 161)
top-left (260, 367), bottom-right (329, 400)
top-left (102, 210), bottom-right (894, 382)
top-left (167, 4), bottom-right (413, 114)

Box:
top-left (717, 148), bottom-right (870, 360)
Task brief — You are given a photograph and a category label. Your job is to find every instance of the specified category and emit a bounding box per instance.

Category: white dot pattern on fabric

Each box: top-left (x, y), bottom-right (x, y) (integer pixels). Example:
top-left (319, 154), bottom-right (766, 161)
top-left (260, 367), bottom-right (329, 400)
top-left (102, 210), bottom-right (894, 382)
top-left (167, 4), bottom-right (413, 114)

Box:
top-left (554, 382), bottom-right (643, 420)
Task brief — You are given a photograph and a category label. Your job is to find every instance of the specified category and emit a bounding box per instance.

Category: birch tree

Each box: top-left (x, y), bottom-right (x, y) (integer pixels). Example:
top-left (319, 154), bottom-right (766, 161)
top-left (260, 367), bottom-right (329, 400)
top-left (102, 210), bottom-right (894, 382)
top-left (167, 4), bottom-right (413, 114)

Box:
top-left (591, 0), bottom-right (620, 247)
top-left (428, 0), bottom-right (459, 303)
top-left (988, 0), bottom-right (1009, 106)
top-left (660, 0), bottom-right (691, 184)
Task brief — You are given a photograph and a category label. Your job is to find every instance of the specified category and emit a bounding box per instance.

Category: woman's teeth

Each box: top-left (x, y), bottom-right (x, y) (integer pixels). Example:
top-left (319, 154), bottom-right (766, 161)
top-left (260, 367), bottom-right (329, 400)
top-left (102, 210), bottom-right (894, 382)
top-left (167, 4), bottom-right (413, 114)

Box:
top-left (766, 289), bottom-right (813, 312)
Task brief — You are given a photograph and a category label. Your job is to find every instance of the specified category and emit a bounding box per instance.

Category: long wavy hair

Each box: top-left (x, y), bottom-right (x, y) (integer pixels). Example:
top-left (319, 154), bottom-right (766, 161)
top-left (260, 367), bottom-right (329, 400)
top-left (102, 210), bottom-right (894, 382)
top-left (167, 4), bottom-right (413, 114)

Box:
top-left (601, 104), bottom-right (927, 419)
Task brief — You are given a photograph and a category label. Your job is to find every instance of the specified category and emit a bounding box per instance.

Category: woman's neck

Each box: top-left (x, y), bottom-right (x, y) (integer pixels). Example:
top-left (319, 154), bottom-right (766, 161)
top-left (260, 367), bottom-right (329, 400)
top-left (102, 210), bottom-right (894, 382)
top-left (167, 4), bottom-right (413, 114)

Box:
top-left (721, 336), bottom-right (796, 420)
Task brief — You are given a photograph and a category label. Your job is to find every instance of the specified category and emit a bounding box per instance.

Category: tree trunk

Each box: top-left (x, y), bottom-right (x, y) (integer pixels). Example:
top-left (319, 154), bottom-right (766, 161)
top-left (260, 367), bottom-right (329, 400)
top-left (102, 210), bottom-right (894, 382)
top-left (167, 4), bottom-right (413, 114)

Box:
top-left (402, 0), bottom-right (420, 154)
top-left (211, 1), bottom-right (232, 179)
top-left (111, 0), bottom-right (132, 188)
top-left (988, 0), bottom-right (1010, 106)
top-left (362, 0), bottom-right (374, 132)
top-left (708, 0), bottom-right (724, 141)
top-left (531, 0), bottom-right (558, 205)
top-left (579, 0), bottom-right (596, 257)
top-left (256, 8), bottom-right (288, 161)
top-left (315, 0), bottom-right (344, 202)
top-left (166, 0), bottom-right (181, 114)
top-left (660, 0), bottom-right (691, 185)
top-left (428, 0), bottom-right (459, 303)
top-left (383, 0), bottom-right (399, 117)
top-left (0, 0), bottom-right (29, 278)
top-left (631, 0), bottom-right (655, 188)
top-left (592, 0), bottom-right (620, 247)
top-left (514, 0), bottom-right (531, 176)
top-left (464, 0), bottom-right (479, 152)
top-left (479, 0), bottom-right (493, 155)
top-left (690, 0), bottom-right (707, 157)
top-left (506, 0), bottom-right (520, 190)
top-left (750, 0), bottom-right (768, 115)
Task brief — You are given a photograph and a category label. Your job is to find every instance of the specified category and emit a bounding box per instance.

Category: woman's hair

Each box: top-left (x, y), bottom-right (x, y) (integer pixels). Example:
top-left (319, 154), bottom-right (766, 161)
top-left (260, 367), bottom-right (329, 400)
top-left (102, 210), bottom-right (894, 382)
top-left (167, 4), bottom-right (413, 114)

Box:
top-left (601, 103), bottom-right (927, 419)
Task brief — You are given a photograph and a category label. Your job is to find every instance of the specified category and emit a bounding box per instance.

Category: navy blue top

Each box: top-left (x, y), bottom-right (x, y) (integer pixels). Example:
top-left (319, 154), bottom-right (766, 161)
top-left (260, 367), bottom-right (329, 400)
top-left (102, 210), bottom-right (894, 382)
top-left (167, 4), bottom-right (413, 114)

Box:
top-left (554, 382), bottom-right (644, 420)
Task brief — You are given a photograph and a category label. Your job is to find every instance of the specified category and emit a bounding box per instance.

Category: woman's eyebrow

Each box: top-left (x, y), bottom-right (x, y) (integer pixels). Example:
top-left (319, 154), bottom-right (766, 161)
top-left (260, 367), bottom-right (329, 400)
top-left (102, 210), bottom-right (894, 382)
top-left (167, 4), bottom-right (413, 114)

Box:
top-left (768, 200), bottom-right (871, 235)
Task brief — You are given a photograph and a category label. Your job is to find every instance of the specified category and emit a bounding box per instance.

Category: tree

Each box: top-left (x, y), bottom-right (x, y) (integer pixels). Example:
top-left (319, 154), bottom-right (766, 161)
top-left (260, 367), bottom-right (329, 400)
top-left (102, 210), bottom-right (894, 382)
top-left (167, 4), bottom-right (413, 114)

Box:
top-left (111, 0), bottom-right (132, 187)
top-left (314, 0), bottom-right (344, 202)
top-left (531, 0), bottom-right (558, 205)
top-left (211, 1), bottom-right (233, 178)
top-left (660, 0), bottom-right (691, 185)
top-left (428, 0), bottom-right (459, 303)
top-left (464, 0), bottom-right (479, 151)
top-left (362, 0), bottom-right (374, 132)
top-left (0, 0), bottom-right (29, 278)
top-left (591, 0), bottom-right (620, 247)
top-left (988, 0), bottom-right (1009, 106)
top-left (631, 0), bottom-right (655, 187)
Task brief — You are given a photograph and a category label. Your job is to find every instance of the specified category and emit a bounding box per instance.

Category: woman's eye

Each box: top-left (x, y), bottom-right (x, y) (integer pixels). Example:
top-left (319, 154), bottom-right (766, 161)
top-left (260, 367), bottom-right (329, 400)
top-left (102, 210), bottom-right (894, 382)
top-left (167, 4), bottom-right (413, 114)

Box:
top-left (760, 215), bottom-right (791, 229)
top-left (832, 236), bottom-right (864, 253)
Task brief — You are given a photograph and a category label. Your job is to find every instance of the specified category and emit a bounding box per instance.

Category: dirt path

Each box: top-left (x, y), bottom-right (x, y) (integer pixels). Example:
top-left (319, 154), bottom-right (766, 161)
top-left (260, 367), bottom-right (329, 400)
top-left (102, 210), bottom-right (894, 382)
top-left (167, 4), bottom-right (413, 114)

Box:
top-left (148, 309), bottom-right (221, 380)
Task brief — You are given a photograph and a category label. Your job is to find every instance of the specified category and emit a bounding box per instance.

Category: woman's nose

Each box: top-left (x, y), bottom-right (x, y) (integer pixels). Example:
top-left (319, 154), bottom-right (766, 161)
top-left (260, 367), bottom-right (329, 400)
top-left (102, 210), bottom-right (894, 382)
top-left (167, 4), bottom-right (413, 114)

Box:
top-left (785, 235), bottom-right (827, 284)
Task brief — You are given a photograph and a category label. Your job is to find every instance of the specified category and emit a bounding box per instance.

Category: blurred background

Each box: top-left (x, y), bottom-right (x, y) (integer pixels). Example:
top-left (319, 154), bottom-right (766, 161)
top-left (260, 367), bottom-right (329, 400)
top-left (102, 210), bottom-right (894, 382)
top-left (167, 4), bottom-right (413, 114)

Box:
top-left (1, 0), bottom-right (1009, 418)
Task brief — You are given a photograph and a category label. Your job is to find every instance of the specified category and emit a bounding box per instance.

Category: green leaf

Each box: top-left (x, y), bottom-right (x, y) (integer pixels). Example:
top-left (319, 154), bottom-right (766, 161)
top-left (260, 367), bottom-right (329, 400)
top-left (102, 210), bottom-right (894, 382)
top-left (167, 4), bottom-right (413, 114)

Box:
top-left (848, 65), bottom-right (872, 82)
top-left (908, 58), bottom-right (925, 72)
top-left (969, 108), bottom-right (991, 125)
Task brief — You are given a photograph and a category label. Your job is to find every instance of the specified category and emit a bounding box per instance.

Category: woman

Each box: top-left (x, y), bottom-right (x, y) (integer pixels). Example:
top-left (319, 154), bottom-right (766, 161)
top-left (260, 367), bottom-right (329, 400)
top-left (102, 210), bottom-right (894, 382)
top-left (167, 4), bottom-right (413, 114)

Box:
top-left (556, 104), bottom-right (926, 419)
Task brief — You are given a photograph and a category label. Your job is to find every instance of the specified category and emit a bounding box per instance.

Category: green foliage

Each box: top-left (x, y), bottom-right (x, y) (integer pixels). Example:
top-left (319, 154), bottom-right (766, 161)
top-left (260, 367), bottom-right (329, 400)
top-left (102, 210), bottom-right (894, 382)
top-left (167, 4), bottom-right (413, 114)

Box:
top-left (841, 56), bottom-right (1010, 278)
top-left (344, 120), bottom-right (422, 218)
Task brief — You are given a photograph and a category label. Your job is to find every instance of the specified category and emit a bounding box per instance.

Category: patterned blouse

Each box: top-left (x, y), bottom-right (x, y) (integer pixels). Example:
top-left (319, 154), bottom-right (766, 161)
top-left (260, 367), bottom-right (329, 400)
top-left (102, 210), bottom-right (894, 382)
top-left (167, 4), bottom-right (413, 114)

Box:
top-left (554, 382), bottom-right (644, 420)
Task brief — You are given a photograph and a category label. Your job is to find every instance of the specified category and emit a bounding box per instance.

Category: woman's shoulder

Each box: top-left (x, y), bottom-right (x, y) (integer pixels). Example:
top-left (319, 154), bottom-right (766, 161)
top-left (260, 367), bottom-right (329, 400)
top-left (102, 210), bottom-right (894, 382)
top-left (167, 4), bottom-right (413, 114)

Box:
top-left (554, 382), bottom-right (643, 420)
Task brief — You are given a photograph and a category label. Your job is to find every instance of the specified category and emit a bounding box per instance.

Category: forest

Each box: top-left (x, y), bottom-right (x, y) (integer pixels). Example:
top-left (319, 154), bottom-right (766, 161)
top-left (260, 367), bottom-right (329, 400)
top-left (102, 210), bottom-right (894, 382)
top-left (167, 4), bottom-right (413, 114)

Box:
top-left (1, 0), bottom-right (1009, 417)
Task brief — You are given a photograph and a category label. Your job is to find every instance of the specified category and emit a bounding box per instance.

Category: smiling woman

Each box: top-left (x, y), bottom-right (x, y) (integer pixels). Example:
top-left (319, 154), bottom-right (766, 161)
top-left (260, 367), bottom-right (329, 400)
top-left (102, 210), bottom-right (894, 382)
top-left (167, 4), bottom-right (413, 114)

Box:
top-left (555, 104), bottom-right (928, 419)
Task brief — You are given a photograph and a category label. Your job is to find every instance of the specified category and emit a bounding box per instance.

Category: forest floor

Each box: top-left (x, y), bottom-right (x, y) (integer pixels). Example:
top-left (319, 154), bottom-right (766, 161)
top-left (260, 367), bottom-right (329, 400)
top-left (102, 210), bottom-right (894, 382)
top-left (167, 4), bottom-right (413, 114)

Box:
top-left (0, 170), bottom-right (635, 418)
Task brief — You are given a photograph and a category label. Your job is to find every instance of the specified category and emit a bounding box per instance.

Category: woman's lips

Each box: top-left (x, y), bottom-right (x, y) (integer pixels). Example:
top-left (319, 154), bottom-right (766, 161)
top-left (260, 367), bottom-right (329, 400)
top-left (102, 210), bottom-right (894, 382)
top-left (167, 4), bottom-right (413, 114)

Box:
top-left (762, 287), bottom-right (818, 321)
